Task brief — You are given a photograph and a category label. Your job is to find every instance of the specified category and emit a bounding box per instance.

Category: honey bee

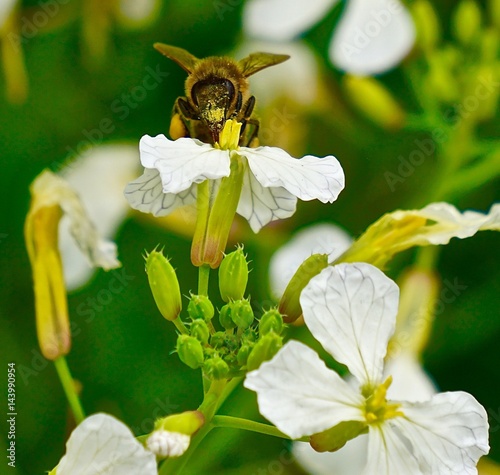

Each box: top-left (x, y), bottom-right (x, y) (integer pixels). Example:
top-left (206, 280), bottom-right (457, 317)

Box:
top-left (154, 43), bottom-right (289, 146)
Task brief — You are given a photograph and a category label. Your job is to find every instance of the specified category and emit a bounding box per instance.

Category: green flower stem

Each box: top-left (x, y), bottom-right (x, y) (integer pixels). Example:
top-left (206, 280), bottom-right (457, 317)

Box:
top-left (53, 356), bottom-right (85, 424)
top-left (198, 379), bottom-right (227, 420)
top-left (158, 422), bottom-right (214, 475)
top-left (441, 150), bottom-right (500, 201)
top-left (212, 415), bottom-right (307, 441)
top-left (198, 265), bottom-right (210, 296)
top-left (414, 246), bottom-right (439, 272)
top-left (173, 317), bottom-right (189, 335)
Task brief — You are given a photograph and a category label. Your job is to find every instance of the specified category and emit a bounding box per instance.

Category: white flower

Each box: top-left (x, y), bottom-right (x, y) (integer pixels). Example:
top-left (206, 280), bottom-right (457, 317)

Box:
top-left (147, 430), bottom-right (190, 458)
top-left (245, 263), bottom-right (489, 474)
top-left (124, 134), bottom-right (344, 232)
top-left (58, 144), bottom-right (139, 290)
top-left (269, 222), bottom-right (352, 298)
top-left (53, 413), bottom-right (157, 475)
top-left (243, 0), bottom-right (415, 75)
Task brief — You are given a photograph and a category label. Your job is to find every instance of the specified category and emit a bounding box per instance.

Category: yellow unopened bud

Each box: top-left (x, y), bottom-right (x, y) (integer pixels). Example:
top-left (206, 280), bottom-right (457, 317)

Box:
top-left (154, 410), bottom-right (205, 436)
top-left (145, 249), bottom-right (182, 321)
top-left (279, 254), bottom-right (328, 323)
top-left (310, 421), bottom-right (367, 453)
top-left (453, 0), bottom-right (482, 45)
top-left (343, 75), bottom-right (405, 130)
top-left (411, 0), bottom-right (441, 53)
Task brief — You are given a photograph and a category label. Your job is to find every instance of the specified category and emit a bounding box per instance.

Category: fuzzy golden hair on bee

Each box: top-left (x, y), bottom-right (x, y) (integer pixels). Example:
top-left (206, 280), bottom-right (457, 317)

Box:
top-left (153, 43), bottom-right (290, 145)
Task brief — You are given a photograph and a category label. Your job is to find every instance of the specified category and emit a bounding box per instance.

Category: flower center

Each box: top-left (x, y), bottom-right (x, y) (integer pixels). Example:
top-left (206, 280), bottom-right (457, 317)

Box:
top-left (363, 376), bottom-right (404, 425)
top-left (217, 119), bottom-right (242, 151)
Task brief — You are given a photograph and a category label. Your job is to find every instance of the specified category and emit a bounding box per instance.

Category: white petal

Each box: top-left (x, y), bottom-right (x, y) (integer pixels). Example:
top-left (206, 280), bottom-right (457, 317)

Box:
top-left (237, 164), bottom-right (297, 232)
top-left (385, 353), bottom-right (437, 403)
top-left (363, 424), bottom-right (422, 475)
top-left (59, 144), bottom-right (138, 290)
top-left (244, 341), bottom-right (364, 439)
top-left (56, 413), bottom-right (157, 475)
top-left (393, 392), bottom-right (490, 474)
top-left (124, 168), bottom-right (196, 216)
top-left (30, 170), bottom-right (120, 274)
top-left (243, 0), bottom-right (339, 41)
top-left (329, 0), bottom-right (416, 75)
top-left (147, 430), bottom-right (190, 458)
top-left (241, 146), bottom-right (344, 203)
top-left (473, 203), bottom-right (500, 231)
top-left (140, 135), bottom-right (231, 194)
top-left (293, 435), bottom-right (368, 475)
top-left (269, 223), bottom-right (352, 298)
top-left (301, 263), bottom-right (399, 386)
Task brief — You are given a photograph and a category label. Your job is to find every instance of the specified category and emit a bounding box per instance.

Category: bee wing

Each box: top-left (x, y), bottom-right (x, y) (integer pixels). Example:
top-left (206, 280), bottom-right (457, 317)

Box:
top-left (238, 52), bottom-right (290, 78)
top-left (153, 43), bottom-right (200, 73)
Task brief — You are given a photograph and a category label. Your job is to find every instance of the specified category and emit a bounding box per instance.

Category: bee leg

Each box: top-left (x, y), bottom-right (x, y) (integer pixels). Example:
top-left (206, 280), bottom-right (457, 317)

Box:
top-left (242, 95), bottom-right (256, 119)
top-left (169, 97), bottom-right (201, 139)
top-left (240, 117), bottom-right (260, 147)
top-left (232, 91), bottom-right (243, 117)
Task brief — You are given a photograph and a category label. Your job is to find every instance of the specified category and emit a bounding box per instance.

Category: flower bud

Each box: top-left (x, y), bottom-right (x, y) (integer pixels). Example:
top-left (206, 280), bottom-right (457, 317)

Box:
top-left (176, 335), bottom-right (204, 369)
top-left (154, 410), bottom-right (205, 435)
top-left (411, 0), bottom-right (441, 53)
top-left (204, 356), bottom-right (229, 380)
top-left (187, 294), bottom-right (214, 321)
top-left (310, 421), bottom-right (367, 453)
top-left (246, 333), bottom-right (282, 371)
top-left (190, 320), bottom-right (210, 345)
top-left (210, 331), bottom-right (226, 348)
top-left (218, 247), bottom-right (249, 302)
top-left (279, 254), bottom-right (328, 323)
top-left (237, 344), bottom-right (253, 366)
top-left (219, 304), bottom-right (237, 330)
top-left (342, 75), bottom-right (405, 130)
top-left (230, 299), bottom-right (254, 330)
top-left (453, 0), bottom-right (482, 45)
top-left (145, 249), bottom-right (182, 321)
top-left (259, 309), bottom-right (283, 335)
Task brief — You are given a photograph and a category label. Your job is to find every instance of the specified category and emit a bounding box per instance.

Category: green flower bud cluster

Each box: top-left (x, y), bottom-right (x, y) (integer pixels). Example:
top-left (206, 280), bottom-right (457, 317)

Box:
top-left (177, 295), bottom-right (286, 378)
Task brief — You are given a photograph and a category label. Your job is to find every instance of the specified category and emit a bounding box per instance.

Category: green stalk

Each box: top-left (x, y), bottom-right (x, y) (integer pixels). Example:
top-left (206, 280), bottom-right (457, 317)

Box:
top-left (53, 356), bottom-right (85, 424)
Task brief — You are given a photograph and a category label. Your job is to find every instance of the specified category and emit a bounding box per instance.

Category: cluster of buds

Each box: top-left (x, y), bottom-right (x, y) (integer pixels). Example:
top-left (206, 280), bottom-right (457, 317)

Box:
top-left (144, 246), bottom-right (286, 379)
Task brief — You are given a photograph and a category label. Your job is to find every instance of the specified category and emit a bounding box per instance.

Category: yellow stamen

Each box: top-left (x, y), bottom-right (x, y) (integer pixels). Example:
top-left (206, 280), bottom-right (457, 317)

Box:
top-left (218, 119), bottom-right (242, 150)
top-left (363, 376), bottom-right (404, 425)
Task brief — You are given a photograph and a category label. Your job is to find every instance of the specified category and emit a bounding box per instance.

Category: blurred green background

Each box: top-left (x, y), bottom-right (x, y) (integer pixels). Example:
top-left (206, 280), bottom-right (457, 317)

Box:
top-left (1, 0), bottom-right (499, 473)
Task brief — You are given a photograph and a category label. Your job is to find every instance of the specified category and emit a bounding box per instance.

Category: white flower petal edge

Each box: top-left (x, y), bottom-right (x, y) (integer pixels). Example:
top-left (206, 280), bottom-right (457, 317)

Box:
top-left (56, 413), bottom-right (157, 475)
top-left (124, 168), bottom-right (197, 217)
top-left (393, 392), bottom-right (489, 474)
top-left (139, 135), bottom-right (231, 194)
top-left (60, 144), bottom-right (139, 290)
top-left (244, 341), bottom-right (364, 439)
top-left (242, 146), bottom-right (344, 203)
top-left (237, 165), bottom-right (297, 233)
top-left (329, 0), bottom-right (416, 75)
top-left (243, 0), bottom-right (338, 42)
top-left (31, 171), bottom-right (120, 272)
top-left (269, 223), bottom-right (352, 298)
top-left (301, 263), bottom-right (399, 386)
